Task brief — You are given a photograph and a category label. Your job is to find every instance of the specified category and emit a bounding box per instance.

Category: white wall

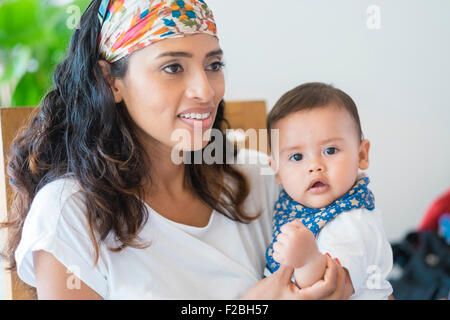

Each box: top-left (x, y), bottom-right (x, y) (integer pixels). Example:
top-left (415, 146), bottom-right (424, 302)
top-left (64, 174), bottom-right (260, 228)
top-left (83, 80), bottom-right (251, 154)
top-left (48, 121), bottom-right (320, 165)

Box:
top-left (208, 0), bottom-right (450, 242)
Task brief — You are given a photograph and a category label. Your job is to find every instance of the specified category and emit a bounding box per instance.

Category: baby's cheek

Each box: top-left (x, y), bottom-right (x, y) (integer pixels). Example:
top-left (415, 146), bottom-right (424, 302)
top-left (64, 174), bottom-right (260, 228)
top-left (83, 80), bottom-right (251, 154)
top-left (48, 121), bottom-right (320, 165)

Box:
top-left (279, 171), bottom-right (305, 203)
top-left (331, 162), bottom-right (358, 196)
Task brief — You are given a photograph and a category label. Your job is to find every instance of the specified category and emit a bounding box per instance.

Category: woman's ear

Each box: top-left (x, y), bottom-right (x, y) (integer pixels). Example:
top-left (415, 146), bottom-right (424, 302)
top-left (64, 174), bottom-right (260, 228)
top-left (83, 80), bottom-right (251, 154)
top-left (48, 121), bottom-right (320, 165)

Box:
top-left (358, 139), bottom-right (370, 170)
top-left (98, 60), bottom-right (124, 103)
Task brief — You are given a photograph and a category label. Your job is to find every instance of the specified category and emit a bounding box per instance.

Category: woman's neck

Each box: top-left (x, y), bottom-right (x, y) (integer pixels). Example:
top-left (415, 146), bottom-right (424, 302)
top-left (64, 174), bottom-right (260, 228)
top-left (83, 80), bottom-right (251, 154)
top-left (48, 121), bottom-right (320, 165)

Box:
top-left (138, 131), bottom-right (187, 198)
top-left (137, 130), bottom-right (213, 228)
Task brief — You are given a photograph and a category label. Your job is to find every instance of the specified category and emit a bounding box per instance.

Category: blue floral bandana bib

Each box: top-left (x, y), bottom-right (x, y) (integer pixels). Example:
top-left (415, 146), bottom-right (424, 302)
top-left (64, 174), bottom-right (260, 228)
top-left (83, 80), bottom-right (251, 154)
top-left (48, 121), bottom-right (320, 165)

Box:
top-left (266, 176), bottom-right (375, 273)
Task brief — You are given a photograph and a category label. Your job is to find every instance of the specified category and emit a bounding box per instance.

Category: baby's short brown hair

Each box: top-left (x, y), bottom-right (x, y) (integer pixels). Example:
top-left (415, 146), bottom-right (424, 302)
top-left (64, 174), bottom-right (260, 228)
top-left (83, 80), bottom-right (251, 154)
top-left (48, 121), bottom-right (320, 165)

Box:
top-left (267, 82), bottom-right (363, 147)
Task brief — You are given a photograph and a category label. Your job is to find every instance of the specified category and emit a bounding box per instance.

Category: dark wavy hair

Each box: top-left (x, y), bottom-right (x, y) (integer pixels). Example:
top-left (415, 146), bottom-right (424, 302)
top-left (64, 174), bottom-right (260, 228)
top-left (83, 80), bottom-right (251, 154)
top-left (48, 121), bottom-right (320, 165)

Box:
top-left (1, 0), bottom-right (254, 272)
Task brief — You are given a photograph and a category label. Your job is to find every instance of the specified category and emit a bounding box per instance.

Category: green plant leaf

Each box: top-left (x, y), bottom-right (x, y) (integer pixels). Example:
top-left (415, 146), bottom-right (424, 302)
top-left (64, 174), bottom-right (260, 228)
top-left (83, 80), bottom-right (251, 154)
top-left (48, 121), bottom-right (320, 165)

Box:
top-left (0, 0), bottom-right (91, 107)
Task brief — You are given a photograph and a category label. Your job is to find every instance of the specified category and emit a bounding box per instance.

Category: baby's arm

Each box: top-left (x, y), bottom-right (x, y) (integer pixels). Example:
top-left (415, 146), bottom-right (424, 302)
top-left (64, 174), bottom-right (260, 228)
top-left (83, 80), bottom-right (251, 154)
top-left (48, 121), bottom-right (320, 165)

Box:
top-left (273, 220), bottom-right (327, 288)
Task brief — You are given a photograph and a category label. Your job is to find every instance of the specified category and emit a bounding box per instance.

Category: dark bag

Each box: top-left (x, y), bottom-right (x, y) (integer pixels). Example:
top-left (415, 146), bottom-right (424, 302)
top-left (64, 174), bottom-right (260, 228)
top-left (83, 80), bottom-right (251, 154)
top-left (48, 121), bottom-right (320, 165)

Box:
top-left (390, 231), bottom-right (450, 300)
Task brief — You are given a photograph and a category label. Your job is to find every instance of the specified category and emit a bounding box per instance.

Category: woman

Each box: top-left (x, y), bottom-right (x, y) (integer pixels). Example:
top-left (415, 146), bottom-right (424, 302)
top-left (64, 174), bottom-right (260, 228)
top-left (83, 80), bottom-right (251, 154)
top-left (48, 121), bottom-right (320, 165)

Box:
top-left (2, 0), bottom-right (348, 299)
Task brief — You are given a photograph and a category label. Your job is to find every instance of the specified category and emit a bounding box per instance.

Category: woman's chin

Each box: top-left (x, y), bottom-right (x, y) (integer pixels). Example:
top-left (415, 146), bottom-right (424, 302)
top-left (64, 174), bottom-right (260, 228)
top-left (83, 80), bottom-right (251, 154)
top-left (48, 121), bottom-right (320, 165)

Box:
top-left (171, 140), bottom-right (210, 153)
top-left (186, 140), bottom-right (210, 153)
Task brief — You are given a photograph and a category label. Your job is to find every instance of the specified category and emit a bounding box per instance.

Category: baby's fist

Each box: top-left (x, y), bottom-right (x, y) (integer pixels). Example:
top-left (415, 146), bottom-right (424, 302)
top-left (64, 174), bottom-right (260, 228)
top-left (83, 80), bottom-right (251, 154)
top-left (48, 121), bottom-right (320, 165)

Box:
top-left (272, 220), bottom-right (318, 268)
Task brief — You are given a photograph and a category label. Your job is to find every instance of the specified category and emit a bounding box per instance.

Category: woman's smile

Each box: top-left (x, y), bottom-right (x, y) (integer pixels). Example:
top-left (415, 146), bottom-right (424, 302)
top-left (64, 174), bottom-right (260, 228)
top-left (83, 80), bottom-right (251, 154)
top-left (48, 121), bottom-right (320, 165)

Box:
top-left (177, 106), bottom-right (215, 129)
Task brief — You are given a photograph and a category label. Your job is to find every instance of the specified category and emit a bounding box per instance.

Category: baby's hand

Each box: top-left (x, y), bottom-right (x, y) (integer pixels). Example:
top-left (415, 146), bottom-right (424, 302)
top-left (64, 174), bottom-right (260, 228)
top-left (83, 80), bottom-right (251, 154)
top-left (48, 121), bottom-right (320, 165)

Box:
top-left (273, 219), bottom-right (318, 268)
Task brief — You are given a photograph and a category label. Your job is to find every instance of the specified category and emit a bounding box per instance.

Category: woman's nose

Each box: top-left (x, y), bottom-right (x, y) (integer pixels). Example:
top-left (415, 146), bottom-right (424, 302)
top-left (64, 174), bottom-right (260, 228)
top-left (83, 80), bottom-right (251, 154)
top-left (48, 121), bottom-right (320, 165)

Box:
top-left (185, 70), bottom-right (215, 102)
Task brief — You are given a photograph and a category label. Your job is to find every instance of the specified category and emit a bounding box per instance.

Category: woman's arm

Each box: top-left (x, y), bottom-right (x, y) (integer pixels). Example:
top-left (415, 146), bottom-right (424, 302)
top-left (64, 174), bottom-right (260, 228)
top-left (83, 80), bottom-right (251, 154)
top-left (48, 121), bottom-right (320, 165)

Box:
top-left (242, 254), bottom-right (351, 300)
top-left (33, 250), bottom-right (103, 300)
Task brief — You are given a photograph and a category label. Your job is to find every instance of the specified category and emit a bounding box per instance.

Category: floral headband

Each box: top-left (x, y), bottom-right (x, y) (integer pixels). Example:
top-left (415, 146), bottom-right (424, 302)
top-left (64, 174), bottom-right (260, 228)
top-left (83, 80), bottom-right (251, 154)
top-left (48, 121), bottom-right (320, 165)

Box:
top-left (98, 0), bottom-right (218, 63)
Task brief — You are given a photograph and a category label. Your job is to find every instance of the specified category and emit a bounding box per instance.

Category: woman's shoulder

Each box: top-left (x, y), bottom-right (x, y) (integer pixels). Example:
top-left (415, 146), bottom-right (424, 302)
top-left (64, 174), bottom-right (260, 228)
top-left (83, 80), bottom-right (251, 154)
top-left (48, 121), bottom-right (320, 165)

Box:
top-left (32, 175), bottom-right (83, 210)
top-left (16, 175), bottom-right (108, 295)
top-left (33, 174), bottom-right (82, 202)
top-left (25, 175), bottom-right (87, 232)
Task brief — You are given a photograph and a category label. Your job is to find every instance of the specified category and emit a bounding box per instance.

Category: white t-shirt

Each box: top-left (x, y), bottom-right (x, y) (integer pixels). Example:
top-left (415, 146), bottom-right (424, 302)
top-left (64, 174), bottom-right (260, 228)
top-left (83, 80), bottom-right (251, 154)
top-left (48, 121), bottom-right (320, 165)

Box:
top-left (15, 149), bottom-right (280, 299)
top-left (316, 208), bottom-right (393, 299)
top-left (15, 149), bottom-right (393, 299)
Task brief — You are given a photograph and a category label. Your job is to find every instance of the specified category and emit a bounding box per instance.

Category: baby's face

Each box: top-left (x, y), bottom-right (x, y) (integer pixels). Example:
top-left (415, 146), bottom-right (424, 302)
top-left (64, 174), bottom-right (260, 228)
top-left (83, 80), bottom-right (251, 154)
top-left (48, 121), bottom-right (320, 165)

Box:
top-left (270, 104), bottom-right (370, 209)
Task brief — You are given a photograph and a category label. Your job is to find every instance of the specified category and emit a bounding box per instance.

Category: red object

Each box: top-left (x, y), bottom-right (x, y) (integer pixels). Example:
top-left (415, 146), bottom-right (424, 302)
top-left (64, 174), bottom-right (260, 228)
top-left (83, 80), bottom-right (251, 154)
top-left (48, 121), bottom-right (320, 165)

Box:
top-left (418, 188), bottom-right (450, 232)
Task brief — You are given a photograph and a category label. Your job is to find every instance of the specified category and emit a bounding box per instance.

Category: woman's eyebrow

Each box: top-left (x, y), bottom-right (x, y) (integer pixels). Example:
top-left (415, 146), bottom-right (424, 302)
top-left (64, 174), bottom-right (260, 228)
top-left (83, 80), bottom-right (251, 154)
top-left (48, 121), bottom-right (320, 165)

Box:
top-left (156, 51), bottom-right (193, 59)
top-left (205, 49), bottom-right (223, 58)
top-left (155, 49), bottom-right (223, 59)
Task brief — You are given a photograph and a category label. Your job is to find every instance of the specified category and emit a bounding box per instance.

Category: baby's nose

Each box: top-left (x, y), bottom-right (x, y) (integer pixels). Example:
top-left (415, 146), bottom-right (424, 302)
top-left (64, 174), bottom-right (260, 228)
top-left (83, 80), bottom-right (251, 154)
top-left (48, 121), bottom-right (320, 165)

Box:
top-left (308, 163), bottom-right (324, 173)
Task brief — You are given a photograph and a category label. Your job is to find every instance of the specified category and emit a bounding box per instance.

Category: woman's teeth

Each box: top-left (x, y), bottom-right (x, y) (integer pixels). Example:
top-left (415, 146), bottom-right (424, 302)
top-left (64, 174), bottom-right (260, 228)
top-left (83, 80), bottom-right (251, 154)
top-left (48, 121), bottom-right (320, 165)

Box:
top-left (179, 112), bottom-right (211, 120)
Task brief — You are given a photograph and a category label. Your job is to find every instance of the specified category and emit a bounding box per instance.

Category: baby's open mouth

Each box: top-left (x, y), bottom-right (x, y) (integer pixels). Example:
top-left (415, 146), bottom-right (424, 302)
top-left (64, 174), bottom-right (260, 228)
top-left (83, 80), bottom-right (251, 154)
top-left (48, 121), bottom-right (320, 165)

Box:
top-left (308, 180), bottom-right (329, 194)
top-left (311, 181), bottom-right (326, 189)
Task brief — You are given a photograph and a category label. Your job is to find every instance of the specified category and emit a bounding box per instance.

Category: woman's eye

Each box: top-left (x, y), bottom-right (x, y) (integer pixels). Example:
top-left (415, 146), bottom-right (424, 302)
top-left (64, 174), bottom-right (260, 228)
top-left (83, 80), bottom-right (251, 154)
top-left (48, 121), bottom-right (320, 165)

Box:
top-left (207, 61), bottom-right (225, 72)
top-left (324, 147), bottom-right (338, 155)
top-left (289, 153), bottom-right (303, 162)
top-left (163, 64), bottom-right (183, 74)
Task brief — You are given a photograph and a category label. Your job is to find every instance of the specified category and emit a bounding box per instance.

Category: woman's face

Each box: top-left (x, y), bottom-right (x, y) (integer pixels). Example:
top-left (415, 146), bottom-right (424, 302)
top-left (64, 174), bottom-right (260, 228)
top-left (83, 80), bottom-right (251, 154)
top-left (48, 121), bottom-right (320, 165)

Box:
top-left (111, 34), bottom-right (225, 152)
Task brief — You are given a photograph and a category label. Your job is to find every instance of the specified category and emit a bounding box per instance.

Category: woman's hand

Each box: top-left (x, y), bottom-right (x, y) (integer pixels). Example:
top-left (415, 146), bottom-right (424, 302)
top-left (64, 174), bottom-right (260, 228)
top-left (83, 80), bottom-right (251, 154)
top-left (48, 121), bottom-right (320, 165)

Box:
top-left (241, 254), bottom-right (350, 300)
top-left (300, 254), bottom-right (351, 300)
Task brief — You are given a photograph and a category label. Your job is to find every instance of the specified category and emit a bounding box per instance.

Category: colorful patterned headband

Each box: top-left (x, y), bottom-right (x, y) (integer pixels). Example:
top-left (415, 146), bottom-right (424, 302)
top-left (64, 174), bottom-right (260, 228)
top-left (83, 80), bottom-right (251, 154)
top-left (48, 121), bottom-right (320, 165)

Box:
top-left (97, 0), bottom-right (218, 63)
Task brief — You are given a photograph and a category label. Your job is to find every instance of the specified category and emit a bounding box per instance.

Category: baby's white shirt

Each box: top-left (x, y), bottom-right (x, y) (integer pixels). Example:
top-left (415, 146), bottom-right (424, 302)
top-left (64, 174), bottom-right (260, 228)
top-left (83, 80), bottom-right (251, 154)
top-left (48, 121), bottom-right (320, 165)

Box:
top-left (316, 207), bottom-right (393, 299)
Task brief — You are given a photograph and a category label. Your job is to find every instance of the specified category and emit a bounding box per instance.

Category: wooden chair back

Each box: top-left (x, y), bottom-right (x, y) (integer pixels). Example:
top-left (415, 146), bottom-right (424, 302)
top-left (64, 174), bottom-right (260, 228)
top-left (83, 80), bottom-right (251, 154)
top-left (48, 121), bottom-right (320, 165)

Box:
top-left (0, 107), bottom-right (38, 300)
top-left (223, 100), bottom-right (268, 153)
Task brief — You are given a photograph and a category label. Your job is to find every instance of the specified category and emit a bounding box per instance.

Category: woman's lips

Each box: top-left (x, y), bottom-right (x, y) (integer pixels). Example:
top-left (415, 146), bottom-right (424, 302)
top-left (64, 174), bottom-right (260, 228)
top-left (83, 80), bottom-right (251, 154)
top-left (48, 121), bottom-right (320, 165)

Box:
top-left (177, 112), bottom-right (214, 130)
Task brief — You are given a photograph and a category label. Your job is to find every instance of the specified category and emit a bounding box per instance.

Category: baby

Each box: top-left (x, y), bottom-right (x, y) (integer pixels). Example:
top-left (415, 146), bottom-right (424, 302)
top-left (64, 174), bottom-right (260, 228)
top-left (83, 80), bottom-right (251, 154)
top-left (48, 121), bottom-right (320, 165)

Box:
top-left (265, 82), bottom-right (393, 299)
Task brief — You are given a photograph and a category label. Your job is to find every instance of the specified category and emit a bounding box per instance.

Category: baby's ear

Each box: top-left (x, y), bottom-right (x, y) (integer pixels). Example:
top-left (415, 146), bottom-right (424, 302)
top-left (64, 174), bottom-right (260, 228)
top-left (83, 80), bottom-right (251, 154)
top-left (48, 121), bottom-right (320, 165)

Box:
top-left (358, 139), bottom-right (370, 170)
top-left (268, 156), bottom-right (282, 185)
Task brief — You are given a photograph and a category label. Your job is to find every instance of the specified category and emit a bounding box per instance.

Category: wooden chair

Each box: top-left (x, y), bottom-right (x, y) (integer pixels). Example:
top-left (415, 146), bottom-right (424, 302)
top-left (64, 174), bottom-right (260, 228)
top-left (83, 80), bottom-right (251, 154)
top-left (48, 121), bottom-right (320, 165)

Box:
top-left (223, 100), bottom-right (268, 154)
top-left (0, 101), bottom-right (268, 299)
top-left (0, 107), bottom-right (38, 300)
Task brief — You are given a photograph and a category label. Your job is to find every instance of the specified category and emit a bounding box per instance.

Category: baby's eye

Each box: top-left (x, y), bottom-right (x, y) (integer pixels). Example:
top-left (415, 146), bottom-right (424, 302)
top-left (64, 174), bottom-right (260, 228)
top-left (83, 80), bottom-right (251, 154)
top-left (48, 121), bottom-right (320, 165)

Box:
top-left (163, 63), bottom-right (184, 74)
top-left (289, 153), bottom-right (303, 162)
top-left (324, 147), bottom-right (338, 155)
